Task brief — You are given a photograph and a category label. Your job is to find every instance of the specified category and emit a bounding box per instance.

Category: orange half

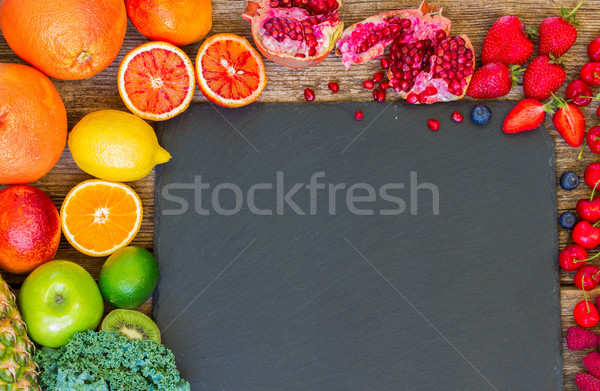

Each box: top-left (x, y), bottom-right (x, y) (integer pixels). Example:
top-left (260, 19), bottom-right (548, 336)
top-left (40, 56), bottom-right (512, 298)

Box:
top-left (118, 41), bottom-right (195, 121)
top-left (60, 180), bottom-right (143, 257)
top-left (196, 33), bottom-right (267, 108)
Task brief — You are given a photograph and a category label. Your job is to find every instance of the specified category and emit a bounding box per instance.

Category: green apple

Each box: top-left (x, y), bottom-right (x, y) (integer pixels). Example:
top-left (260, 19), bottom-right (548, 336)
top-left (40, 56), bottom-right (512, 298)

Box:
top-left (18, 260), bottom-right (104, 348)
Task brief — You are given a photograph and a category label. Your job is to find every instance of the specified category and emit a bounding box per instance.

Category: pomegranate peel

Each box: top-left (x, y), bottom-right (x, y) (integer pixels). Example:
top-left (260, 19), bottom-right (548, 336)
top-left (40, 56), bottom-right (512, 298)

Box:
top-left (242, 0), bottom-right (344, 69)
top-left (335, 2), bottom-right (450, 70)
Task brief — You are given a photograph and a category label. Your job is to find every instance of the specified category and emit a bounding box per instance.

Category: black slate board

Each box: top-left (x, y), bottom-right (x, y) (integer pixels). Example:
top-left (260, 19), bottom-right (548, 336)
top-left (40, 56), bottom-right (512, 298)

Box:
top-left (154, 102), bottom-right (561, 391)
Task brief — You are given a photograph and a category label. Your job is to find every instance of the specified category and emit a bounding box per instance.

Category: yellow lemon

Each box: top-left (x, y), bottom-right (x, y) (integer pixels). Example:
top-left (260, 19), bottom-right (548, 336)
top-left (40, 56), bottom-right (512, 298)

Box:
top-left (68, 110), bottom-right (171, 182)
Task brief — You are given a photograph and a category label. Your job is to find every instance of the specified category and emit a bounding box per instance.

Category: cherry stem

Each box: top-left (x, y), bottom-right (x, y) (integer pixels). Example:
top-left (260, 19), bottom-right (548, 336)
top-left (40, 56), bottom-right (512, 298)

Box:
top-left (574, 251), bottom-right (600, 263)
top-left (594, 269), bottom-right (600, 279)
top-left (579, 140), bottom-right (588, 160)
top-left (594, 219), bottom-right (600, 227)
top-left (591, 180), bottom-right (600, 201)
top-left (583, 278), bottom-right (591, 313)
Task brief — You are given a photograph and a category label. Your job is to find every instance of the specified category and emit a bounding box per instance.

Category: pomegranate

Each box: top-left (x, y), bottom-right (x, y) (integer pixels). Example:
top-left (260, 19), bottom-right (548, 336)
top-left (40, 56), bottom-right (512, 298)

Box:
top-left (242, 0), bottom-right (343, 68)
top-left (336, 2), bottom-right (474, 104)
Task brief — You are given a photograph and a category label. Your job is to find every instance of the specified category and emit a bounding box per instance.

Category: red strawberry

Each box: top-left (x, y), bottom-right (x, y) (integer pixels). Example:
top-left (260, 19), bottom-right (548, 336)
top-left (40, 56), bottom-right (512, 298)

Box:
top-left (538, 1), bottom-right (583, 57)
top-left (576, 373), bottom-right (600, 391)
top-left (553, 96), bottom-right (586, 147)
top-left (466, 63), bottom-right (522, 99)
top-left (523, 55), bottom-right (566, 100)
top-left (503, 99), bottom-right (553, 134)
top-left (481, 16), bottom-right (534, 66)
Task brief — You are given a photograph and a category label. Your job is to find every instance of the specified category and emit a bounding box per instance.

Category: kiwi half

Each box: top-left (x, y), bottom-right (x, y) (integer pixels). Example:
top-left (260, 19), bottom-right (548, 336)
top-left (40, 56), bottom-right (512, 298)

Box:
top-left (101, 309), bottom-right (161, 344)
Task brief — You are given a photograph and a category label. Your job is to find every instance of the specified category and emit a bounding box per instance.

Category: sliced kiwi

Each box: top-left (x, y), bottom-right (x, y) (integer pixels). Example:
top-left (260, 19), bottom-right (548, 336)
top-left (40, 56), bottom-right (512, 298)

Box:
top-left (101, 309), bottom-right (161, 344)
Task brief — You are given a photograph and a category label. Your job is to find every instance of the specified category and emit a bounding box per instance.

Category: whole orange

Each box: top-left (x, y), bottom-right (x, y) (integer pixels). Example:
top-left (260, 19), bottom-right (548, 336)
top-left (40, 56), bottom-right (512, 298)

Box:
top-left (0, 185), bottom-right (61, 274)
top-left (125, 0), bottom-right (212, 47)
top-left (0, 0), bottom-right (127, 80)
top-left (0, 63), bottom-right (67, 184)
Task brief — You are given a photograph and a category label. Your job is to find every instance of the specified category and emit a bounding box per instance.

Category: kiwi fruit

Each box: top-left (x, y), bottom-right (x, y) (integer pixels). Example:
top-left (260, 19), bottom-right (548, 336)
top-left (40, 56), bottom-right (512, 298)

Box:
top-left (101, 309), bottom-right (161, 344)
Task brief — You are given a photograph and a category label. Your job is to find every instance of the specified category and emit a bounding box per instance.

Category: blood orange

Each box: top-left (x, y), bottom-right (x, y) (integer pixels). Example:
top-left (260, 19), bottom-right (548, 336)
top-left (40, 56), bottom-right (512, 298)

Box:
top-left (118, 41), bottom-right (195, 121)
top-left (195, 34), bottom-right (267, 108)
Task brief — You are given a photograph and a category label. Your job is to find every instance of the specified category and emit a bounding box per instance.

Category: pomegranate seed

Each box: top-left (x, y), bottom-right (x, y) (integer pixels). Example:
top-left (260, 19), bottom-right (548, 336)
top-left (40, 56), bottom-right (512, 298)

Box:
top-left (424, 86), bottom-right (437, 96)
top-left (427, 119), bottom-right (440, 131)
top-left (451, 111), bottom-right (464, 123)
top-left (363, 80), bottom-right (375, 90)
top-left (380, 57), bottom-right (390, 69)
top-left (373, 88), bottom-right (386, 102)
top-left (373, 72), bottom-right (384, 83)
top-left (418, 91), bottom-right (428, 104)
top-left (407, 92), bottom-right (418, 104)
top-left (328, 82), bottom-right (340, 93)
top-left (379, 81), bottom-right (390, 90)
top-left (354, 110), bottom-right (364, 121)
top-left (304, 88), bottom-right (315, 102)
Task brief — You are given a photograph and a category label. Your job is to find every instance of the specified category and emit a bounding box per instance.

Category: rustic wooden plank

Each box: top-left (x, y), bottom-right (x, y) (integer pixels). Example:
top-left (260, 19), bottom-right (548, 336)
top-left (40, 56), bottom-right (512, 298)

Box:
top-left (2, 0), bottom-right (600, 385)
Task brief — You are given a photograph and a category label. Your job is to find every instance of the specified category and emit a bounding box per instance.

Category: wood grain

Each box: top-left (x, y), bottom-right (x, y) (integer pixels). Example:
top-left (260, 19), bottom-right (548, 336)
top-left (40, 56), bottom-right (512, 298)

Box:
top-left (1, 0), bottom-right (600, 389)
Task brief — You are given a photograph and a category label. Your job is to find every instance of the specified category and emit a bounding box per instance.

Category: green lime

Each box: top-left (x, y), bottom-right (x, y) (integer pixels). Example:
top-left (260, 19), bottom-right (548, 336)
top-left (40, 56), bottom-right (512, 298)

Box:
top-left (98, 246), bottom-right (158, 309)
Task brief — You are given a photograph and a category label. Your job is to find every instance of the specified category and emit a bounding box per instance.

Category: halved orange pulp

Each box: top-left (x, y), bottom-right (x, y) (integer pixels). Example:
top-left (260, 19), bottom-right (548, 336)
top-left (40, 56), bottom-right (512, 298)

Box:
top-left (60, 180), bottom-right (143, 257)
top-left (196, 33), bottom-right (267, 108)
top-left (118, 41), bottom-right (195, 121)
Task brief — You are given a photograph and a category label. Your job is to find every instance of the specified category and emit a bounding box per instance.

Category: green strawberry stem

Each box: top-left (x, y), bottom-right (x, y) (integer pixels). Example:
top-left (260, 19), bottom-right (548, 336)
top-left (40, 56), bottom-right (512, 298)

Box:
top-left (578, 140), bottom-right (587, 160)
top-left (562, 0), bottom-right (584, 24)
top-left (509, 65), bottom-right (524, 87)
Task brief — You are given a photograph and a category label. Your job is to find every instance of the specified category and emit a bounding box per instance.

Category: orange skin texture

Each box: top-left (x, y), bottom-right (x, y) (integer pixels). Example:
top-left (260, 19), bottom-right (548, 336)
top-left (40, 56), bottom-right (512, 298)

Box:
top-left (0, 0), bottom-right (127, 80)
top-left (126, 0), bottom-right (212, 47)
top-left (0, 63), bottom-right (67, 184)
top-left (0, 186), bottom-right (61, 274)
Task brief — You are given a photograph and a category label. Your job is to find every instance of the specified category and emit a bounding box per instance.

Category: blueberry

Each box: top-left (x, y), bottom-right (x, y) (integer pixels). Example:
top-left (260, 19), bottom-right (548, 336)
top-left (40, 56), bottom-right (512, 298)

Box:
top-left (559, 171), bottom-right (579, 190)
top-left (558, 211), bottom-right (577, 230)
top-left (471, 104), bottom-right (492, 125)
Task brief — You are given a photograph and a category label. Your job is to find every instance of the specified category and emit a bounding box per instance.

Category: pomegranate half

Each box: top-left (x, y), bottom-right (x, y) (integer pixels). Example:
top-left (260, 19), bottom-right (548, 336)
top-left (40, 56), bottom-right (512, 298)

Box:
top-left (336, 2), bottom-right (474, 103)
top-left (243, 0), bottom-right (344, 68)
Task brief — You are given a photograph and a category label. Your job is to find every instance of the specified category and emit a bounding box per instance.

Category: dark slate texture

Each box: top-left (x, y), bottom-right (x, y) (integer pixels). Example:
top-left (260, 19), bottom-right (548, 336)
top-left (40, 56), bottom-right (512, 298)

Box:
top-left (154, 102), bottom-right (560, 391)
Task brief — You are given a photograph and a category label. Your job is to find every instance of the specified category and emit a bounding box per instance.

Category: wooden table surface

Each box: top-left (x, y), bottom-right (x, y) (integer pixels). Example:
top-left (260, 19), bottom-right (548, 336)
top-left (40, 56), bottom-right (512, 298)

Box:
top-left (0, 0), bottom-right (597, 389)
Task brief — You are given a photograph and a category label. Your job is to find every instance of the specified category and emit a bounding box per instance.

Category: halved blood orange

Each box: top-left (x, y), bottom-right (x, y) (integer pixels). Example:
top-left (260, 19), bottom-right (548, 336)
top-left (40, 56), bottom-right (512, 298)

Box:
top-left (118, 41), bottom-right (195, 121)
top-left (195, 33), bottom-right (267, 108)
top-left (60, 180), bottom-right (143, 257)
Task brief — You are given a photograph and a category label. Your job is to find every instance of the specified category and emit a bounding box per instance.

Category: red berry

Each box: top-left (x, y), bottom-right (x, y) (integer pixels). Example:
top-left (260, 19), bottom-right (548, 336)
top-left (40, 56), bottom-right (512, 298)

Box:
top-left (566, 79), bottom-right (593, 107)
top-left (587, 126), bottom-right (600, 155)
top-left (575, 265), bottom-right (600, 291)
top-left (372, 72), bottom-right (384, 83)
top-left (574, 300), bottom-right (600, 328)
top-left (503, 99), bottom-right (547, 134)
top-left (327, 82), bottom-right (339, 93)
top-left (589, 36), bottom-right (600, 62)
top-left (566, 326), bottom-right (600, 350)
top-left (558, 245), bottom-right (589, 272)
top-left (427, 119), bottom-right (440, 131)
top-left (585, 163), bottom-right (600, 189)
top-left (573, 220), bottom-right (600, 249)
top-left (552, 99), bottom-right (585, 147)
top-left (363, 80), bottom-right (375, 90)
top-left (354, 110), bottom-right (364, 121)
top-left (581, 62), bottom-right (600, 86)
top-left (304, 88), bottom-right (315, 102)
top-left (451, 111), bottom-right (464, 123)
